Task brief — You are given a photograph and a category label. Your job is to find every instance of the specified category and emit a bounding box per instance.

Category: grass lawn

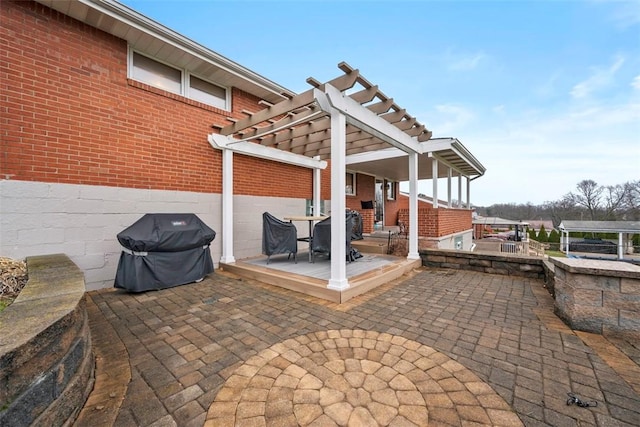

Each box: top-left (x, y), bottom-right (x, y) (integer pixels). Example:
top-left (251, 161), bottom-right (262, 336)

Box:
top-left (545, 250), bottom-right (566, 258)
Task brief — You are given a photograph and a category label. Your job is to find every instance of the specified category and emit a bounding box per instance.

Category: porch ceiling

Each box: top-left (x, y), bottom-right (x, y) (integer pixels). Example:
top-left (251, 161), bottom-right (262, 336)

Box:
top-left (213, 62), bottom-right (433, 160)
top-left (346, 138), bottom-right (486, 181)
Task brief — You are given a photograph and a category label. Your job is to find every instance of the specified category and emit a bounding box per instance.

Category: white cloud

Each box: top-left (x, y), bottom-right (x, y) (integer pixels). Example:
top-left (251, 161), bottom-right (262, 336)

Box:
top-left (607, 1), bottom-right (640, 29)
top-left (632, 75), bottom-right (640, 90)
top-left (446, 51), bottom-right (487, 71)
top-left (570, 55), bottom-right (625, 99)
top-left (431, 104), bottom-right (475, 135)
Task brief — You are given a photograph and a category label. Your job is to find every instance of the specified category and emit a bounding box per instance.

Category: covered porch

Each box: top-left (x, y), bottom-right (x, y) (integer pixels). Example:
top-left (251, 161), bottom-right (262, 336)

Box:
top-left (208, 62), bottom-right (484, 300)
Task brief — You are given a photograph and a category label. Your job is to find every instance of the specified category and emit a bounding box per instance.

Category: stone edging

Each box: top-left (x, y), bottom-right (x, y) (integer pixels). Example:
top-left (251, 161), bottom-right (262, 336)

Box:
top-left (0, 254), bottom-right (94, 426)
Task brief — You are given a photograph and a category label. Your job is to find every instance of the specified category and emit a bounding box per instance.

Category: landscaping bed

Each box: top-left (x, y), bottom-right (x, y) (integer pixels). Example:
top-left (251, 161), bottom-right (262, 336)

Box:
top-left (0, 257), bottom-right (28, 312)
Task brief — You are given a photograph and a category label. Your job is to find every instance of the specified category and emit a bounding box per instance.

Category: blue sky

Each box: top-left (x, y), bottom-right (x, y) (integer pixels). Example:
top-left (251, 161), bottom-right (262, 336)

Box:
top-left (122, 0), bottom-right (640, 206)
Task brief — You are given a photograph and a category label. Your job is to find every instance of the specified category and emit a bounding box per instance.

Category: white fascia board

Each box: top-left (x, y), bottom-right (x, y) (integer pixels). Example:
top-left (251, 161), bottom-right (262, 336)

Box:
top-left (77, 0), bottom-right (292, 99)
top-left (208, 134), bottom-right (327, 170)
top-left (320, 85), bottom-right (423, 155)
top-left (345, 147), bottom-right (406, 165)
top-left (422, 139), bottom-right (486, 175)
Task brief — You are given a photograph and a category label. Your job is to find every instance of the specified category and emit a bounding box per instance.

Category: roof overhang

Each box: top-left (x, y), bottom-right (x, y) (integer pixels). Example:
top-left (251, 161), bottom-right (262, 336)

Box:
top-left (559, 220), bottom-right (640, 234)
top-left (34, 0), bottom-right (293, 104)
top-left (345, 137), bottom-right (486, 181)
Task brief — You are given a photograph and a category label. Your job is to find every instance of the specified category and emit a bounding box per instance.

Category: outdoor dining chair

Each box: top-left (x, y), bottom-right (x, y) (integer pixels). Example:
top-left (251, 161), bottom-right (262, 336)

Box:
top-left (262, 212), bottom-right (298, 264)
top-left (311, 211), bottom-right (362, 262)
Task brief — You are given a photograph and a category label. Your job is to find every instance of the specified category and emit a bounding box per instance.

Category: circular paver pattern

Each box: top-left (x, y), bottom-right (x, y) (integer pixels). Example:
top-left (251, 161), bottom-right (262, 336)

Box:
top-left (207, 330), bottom-right (523, 426)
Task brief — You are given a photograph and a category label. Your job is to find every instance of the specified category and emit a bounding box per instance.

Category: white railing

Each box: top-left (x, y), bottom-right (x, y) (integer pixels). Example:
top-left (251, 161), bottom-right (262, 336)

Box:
top-left (499, 239), bottom-right (545, 257)
top-left (528, 239), bottom-right (545, 257)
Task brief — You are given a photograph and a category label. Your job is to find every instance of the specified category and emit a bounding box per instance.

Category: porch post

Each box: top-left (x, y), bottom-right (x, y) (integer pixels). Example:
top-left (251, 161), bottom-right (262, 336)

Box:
top-left (328, 109), bottom-right (349, 290)
top-left (408, 152), bottom-right (419, 260)
top-left (466, 176), bottom-right (471, 209)
top-left (220, 148), bottom-right (235, 263)
top-left (447, 167), bottom-right (452, 208)
top-left (458, 173), bottom-right (463, 208)
top-left (313, 156), bottom-right (321, 216)
top-left (432, 156), bottom-right (438, 208)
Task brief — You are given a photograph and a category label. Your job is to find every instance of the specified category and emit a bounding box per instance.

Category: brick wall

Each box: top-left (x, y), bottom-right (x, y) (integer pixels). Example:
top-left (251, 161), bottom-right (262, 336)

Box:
top-left (0, 0), bottom-right (309, 199)
top-left (398, 207), bottom-right (471, 238)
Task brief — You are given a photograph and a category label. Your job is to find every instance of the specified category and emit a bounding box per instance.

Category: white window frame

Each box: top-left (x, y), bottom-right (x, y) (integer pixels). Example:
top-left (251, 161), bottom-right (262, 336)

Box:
top-left (386, 180), bottom-right (396, 200)
top-left (128, 48), bottom-right (230, 111)
top-left (346, 171), bottom-right (356, 196)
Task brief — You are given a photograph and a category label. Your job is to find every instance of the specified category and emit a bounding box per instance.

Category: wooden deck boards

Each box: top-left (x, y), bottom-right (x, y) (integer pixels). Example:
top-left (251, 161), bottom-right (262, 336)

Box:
top-left (220, 252), bottom-right (420, 303)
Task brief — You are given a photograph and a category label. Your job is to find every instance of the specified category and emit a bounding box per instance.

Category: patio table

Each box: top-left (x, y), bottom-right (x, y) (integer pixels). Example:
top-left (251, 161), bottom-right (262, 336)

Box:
top-left (284, 215), bottom-right (327, 263)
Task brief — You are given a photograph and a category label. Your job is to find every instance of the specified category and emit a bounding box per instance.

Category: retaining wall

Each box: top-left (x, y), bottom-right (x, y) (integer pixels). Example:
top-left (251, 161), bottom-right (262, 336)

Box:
top-left (552, 258), bottom-right (640, 340)
top-left (419, 248), bottom-right (546, 279)
top-left (0, 254), bottom-right (93, 426)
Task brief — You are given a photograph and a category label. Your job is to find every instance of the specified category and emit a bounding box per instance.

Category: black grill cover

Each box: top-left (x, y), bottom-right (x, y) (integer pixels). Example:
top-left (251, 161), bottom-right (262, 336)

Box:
top-left (114, 213), bottom-right (216, 292)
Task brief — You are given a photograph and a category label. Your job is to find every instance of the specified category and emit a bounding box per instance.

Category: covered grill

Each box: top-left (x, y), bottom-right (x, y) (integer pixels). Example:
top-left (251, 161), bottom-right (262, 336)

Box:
top-left (114, 213), bottom-right (216, 292)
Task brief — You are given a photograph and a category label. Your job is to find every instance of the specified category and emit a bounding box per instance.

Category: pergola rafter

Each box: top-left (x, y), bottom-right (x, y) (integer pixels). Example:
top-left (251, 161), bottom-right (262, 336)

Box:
top-left (215, 61), bottom-right (432, 160)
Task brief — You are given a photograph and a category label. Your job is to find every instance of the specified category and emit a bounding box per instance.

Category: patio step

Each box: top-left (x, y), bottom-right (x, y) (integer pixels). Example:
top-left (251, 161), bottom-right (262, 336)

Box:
top-left (352, 238), bottom-right (389, 254)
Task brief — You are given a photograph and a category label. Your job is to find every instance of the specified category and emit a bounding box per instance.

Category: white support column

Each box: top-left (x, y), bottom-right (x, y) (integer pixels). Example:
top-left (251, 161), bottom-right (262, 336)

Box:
top-left (328, 109), bottom-right (349, 290)
top-left (458, 173), bottom-right (462, 208)
top-left (432, 157), bottom-right (438, 208)
top-left (466, 176), bottom-right (471, 209)
top-left (447, 167), bottom-right (452, 208)
top-left (313, 156), bottom-right (321, 216)
top-left (220, 149), bottom-right (235, 263)
top-left (618, 232), bottom-right (624, 260)
top-left (408, 152), bottom-right (420, 260)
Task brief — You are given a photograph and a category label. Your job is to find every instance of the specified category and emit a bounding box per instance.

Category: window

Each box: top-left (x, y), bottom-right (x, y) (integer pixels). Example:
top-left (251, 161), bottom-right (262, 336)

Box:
top-left (189, 76), bottom-right (226, 109)
top-left (130, 51), bottom-right (228, 110)
top-left (346, 172), bottom-right (356, 195)
top-left (131, 52), bottom-right (181, 93)
top-left (386, 180), bottom-right (396, 200)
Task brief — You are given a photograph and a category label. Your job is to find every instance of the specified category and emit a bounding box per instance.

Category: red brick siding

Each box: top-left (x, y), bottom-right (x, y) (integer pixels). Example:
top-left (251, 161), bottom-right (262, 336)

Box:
top-left (0, 0), bottom-right (309, 199)
top-left (234, 154), bottom-right (312, 198)
top-left (398, 206), bottom-right (471, 238)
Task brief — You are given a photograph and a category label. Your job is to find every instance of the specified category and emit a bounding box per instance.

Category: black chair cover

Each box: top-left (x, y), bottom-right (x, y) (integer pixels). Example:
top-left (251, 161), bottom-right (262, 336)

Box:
top-left (312, 211), bottom-right (362, 262)
top-left (262, 212), bottom-right (297, 263)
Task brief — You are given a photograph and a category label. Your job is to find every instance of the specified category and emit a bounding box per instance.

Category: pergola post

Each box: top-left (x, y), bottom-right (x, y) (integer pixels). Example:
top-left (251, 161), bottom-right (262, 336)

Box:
top-left (220, 149), bottom-right (235, 263)
top-left (408, 152), bottom-right (419, 260)
top-left (327, 109), bottom-right (349, 290)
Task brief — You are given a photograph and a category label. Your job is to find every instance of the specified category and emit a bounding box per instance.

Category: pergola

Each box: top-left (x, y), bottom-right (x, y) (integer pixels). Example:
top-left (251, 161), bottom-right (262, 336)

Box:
top-left (559, 220), bottom-right (640, 260)
top-left (208, 62), bottom-right (484, 290)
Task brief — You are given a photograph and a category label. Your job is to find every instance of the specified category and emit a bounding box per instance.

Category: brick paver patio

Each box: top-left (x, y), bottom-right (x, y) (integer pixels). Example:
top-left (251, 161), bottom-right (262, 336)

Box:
top-left (78, 267), bottom-right (640, 426)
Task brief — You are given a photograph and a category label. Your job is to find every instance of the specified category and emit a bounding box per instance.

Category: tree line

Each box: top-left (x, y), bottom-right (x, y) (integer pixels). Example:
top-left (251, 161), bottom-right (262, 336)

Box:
top-left (476, 179), bottom-right (640, 228)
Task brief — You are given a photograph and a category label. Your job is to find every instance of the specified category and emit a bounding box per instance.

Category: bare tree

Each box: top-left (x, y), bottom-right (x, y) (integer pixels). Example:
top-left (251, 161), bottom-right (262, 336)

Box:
top-left (568, 179), bottom-right (603, 220)
top-left (602, 184), bottom-right (628, 220)
top-left (622, 180), bottom-right (640, 220)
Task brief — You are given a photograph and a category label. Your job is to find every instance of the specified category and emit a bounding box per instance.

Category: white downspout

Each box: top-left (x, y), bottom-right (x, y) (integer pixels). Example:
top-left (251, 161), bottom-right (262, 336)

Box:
top-left (220, 148), bottom-right (235, 263)
top-left (408, 152), bottom-right (420, 260)
top-left (328, 109), bottom-right (349, 290)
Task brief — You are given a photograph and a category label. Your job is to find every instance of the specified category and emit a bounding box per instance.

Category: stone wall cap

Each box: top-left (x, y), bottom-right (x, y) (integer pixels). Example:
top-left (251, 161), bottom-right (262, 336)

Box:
top-left (550, 257), bottom-right (640, 278)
